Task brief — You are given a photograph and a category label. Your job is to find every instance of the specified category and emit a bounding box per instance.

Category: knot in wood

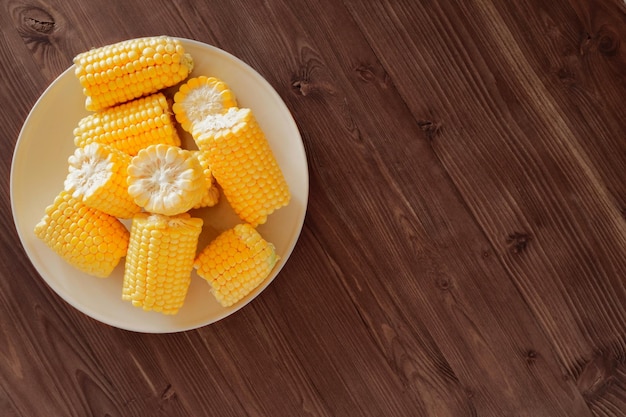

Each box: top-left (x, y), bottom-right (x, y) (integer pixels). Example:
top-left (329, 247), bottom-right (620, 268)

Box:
top-left (436, 277), bottom-right (451, 291)
top-left (526, 349), bottom-right (538, 364)
top-left (160, 383), bottom-right (176, 401)
top-left (355, 64), bottom-right (376, 82)
top-left (291, 79), bottom-right (312, 96)
top-left (417, 120), bottom-right (441, 141)
top-left (576, 351), bottom-right (618, 401)
top-left (596, 27), bottom-right (620, 56)
top-left (506, 232), bottom-right (532, 254)
top-left (556, 67), bottom-right (577, 86)
top-left (19, 6), bottom-right (55, 35)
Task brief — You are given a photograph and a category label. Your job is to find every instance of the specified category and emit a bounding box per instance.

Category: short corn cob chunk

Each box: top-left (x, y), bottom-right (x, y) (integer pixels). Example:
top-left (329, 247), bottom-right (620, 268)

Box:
top-left (123, 213), bottom-right (203, 314)
top-left (192, 150), bottom-right (220, 209)
top-left (127, 144), bottom-right (205, 216)
top-left (74, 93), bottom-right (181, 156)
top-left (74, 36), bottom-right (194, 111)
top-left (194, 224), bottom-right (279, 307)
top-left (64, 143), bottom-right (141, 219)
top-left (34, 191), bottom-right (129, 278)
top-left (172, 76), bottom-right (238, 132)
top-left (192, 107), bottom-right (290, 226)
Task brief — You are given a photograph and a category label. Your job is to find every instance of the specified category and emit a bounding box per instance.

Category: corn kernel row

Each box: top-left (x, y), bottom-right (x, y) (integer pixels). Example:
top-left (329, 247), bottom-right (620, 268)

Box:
top-left (74, 36), bottom-right (194, 111)
top-left (74, 93), bottom-right (181, 156)
top-left (192, 107), bottom-right (291, 226)
top-left (194, 224), bottom-right (279, 307)
top-left (34, 191), bottom-right (129, 278)
top-left (123, 213), bottom-right (203, 314)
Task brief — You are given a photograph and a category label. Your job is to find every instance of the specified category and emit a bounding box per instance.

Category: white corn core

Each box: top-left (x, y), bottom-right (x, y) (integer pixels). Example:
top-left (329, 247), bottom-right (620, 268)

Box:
top-left (182, 85), bottom-right (228, 125)
top-left (65, 143), bottom-right (114, 199)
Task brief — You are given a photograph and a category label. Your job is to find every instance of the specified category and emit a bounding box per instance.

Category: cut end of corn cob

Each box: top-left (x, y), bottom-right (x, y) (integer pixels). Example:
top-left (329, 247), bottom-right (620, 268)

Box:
top-left (65, 143), bottom-right (141, 219)
top-left (74, 36), bottom-right (194, 111)
top-left (127, 144), bottom-right (205, 216)
top-left (194, 224), bottom-right (279, 307)
top-left (192, 107), bottom-right (291, 226)
top-left (73, 93), bottom-right (181, 156)
top-left (123, 212), bottom-right (203, 314)
top-left (34, 191), bottom-right (130, 278)
top-left (172, 76), bottom-right (238, 132)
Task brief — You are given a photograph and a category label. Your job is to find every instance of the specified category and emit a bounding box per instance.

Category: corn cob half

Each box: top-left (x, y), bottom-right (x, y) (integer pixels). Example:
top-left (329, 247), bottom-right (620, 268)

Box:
top-left (127, 144), bottom-right (205, 216)
top-left (64, 142), bottom-right (141, 219)
top-left (74, 36), bottom-right (194, 111)
top-left (123, 213), bottom-right (203, 314)
top-left (34, 191), bottom-right (130, 278)
top-left (192, 107), bottom-right (290, 226)
top-left (194, 224), bottom-right (279, 307)
top-left (172, 76), bottom-right (237, 132)
top-left (73, 93), bottom-right (181, 156)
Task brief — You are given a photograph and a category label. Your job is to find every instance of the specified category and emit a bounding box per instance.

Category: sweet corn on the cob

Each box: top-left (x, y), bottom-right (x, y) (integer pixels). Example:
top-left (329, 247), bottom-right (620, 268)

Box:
top-left (192, 150), bottom-right (220, 209)
top-left (123, 213), bottom-right (203, 314)
top-left (194, 224), bottom-right (279, 307)
top-left (73, 93), bottom-right (181, 156)
top-left (64, 143), bottom-right (141, 219)
top-left (192, 107), bottom-right (290, 226)
top-left (127, 144), bottom-right (205, 216)
top-left (34, 191), bottom-right (129, 278)
top-left (74, 36), bottom-right (194, 111)
top-left (172, 76), bottom-right (237, 132)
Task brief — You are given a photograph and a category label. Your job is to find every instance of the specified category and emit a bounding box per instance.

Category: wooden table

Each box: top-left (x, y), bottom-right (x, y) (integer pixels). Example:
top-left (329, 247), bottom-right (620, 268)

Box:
top-left (2, 1), bottom-right (625, 415)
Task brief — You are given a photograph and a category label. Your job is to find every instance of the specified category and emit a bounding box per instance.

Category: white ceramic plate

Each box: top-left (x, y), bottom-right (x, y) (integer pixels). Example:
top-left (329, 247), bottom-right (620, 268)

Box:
top-left (10, 38), bottom-right (308, 333)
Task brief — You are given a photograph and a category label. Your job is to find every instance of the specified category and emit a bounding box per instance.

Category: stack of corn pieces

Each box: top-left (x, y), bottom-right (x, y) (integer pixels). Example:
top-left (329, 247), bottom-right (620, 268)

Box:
top-left (34, 36), bottom-right (290, 315)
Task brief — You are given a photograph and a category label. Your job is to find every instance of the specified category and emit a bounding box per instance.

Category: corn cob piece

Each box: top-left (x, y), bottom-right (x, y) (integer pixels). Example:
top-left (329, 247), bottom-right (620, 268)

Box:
top-left (127, 144), bottom-right (205, 216)
top-left (64, 143), bottom-right (141, 219)
top-left (195, 224), bottom-right (279, 307)
top-left (74, 36), bottom-right (194, 111)
top-left (123, 213), bottom-right (203, 314)
top-left (192, 107), bottom-right (290, 226)
top-left (73, 93), bottom-right (181, 156)
top-left (172, 76), bottom-right (238, 132)
top-left (192, 150), bottom-right (220, 209)
top-left (34, 191), bottom-right (129, 278)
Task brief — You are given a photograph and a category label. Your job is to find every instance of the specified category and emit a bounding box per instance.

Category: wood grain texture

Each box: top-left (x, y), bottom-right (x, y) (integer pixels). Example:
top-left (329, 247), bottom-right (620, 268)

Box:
top-left (1, 0), bottom-right (625, 416)
top-left (344, 0), bottom-right (626, 414)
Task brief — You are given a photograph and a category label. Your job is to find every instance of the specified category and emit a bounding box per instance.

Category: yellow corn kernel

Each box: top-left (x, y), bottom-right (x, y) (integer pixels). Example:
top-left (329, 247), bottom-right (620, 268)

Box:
top-left (127, 144), bottom-right (205, 216)
top-left (192, 150), bottom-right (220, 209)
top-left (172, 76), bottom-right (237, 132)
top-left (192, 107), bottom-right (290, 226)
top-left (123, 213), bottom-right (203, 314)
top-left (74, 36), bottom-right (194, 111)
top-left (73, 93), bottom-right (181, 156)
top-left (64, 143), bottom-right (141, 219)
top-left (34, 191), bottom-right (129, 278)
top-left (194, 223), bottom-right (279, 307)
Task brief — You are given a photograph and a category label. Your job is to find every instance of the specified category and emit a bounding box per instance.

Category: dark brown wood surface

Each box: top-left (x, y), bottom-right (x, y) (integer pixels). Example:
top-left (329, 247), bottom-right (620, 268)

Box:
top-left (2, 0), bottom-right (625, 416)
